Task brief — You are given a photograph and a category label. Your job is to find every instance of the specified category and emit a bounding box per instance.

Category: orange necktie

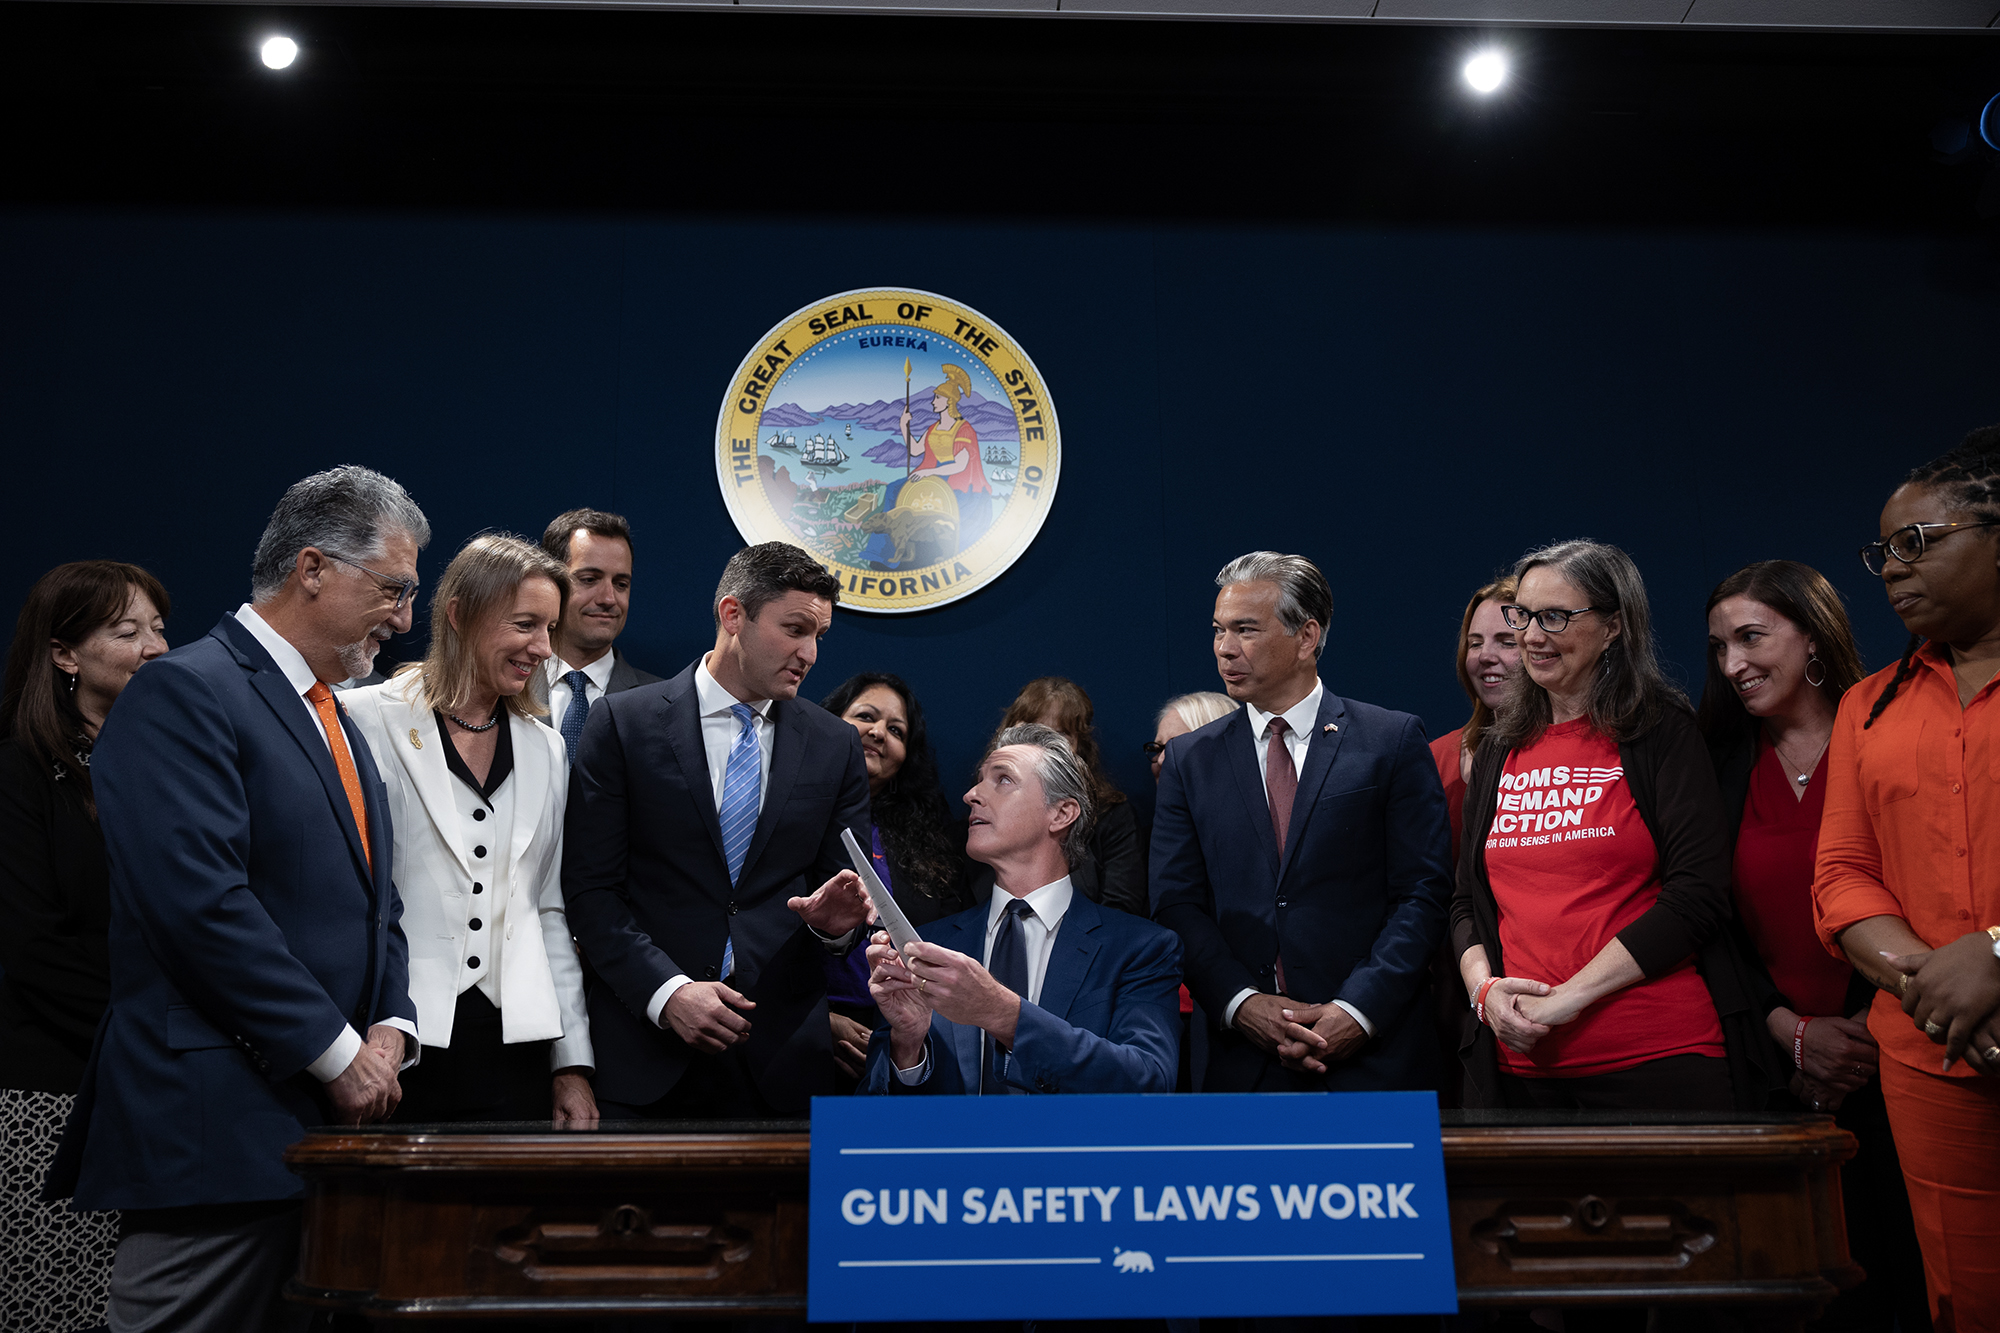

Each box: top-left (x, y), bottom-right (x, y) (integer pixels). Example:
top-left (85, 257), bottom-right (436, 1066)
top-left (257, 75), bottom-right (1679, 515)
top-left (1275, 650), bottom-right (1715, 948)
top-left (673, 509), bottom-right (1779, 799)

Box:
top-left (306, 681), bottom-right (373, 872)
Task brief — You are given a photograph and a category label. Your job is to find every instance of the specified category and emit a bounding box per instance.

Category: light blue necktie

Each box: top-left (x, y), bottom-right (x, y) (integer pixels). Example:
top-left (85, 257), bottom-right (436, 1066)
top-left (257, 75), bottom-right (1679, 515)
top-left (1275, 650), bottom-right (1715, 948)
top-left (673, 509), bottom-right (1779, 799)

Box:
top-left (716, 703), bottom-right (761, 980)
top-left (558, 671), bottom-right (591, 767)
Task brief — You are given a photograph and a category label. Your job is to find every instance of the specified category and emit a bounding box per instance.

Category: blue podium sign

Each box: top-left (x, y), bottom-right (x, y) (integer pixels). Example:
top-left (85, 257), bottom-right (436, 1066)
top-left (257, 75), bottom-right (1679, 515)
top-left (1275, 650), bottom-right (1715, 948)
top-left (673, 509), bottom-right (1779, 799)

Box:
top-left (808, 1092), bottom-right (1455, 1322)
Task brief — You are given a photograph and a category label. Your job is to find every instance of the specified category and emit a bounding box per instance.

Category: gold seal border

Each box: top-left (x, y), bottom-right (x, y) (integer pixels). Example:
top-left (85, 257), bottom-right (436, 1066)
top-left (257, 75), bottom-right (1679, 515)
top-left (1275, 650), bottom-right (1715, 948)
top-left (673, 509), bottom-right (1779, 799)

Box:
top-left (713, 286), bottom-right (1061, 615)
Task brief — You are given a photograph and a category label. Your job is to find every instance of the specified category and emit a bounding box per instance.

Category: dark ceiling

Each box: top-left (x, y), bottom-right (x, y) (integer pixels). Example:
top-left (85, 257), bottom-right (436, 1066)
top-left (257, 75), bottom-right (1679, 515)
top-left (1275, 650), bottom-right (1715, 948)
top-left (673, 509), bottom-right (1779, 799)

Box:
top-left (2, 2), bottom-right (1997, 229)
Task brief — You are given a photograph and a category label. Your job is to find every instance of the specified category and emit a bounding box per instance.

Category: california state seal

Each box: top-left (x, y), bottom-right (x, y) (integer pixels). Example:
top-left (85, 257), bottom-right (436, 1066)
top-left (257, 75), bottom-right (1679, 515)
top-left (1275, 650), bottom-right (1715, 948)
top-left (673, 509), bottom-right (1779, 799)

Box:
top-left (715, 288), bottom-right (1060, 614)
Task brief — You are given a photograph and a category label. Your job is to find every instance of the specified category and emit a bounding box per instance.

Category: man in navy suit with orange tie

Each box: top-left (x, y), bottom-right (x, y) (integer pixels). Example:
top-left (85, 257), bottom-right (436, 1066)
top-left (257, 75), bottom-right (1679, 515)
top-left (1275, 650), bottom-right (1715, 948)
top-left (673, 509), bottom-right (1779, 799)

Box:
top-left (50, 466), bottom-right (430, 1331)
top-left (562, 542), bottom-right (874, 1118)
top-left (1151, 551), bottom-right (1452, 1093)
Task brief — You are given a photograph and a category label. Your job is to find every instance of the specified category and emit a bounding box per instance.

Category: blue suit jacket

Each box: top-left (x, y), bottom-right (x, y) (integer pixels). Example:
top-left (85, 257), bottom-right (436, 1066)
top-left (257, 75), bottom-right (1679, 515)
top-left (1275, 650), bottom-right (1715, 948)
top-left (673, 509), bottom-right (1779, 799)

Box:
top-left (858, 892), bottom-right (1181, 1095)
top-left (49, 616), bottom-right (413, 1209)
top-left (1150, 688), bottom-right (1450, 1092)
top-left (561, 661), bottom-right (871, 1111)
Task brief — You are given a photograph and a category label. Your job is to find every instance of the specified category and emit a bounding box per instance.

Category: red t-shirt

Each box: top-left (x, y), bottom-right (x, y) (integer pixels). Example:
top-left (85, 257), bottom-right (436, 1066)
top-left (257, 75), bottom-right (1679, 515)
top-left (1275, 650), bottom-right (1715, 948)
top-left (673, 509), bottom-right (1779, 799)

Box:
top-left (1485, 720), bottom-right (1726, 1077)
top-left (1733, 741), bottom-right (1852, 1020)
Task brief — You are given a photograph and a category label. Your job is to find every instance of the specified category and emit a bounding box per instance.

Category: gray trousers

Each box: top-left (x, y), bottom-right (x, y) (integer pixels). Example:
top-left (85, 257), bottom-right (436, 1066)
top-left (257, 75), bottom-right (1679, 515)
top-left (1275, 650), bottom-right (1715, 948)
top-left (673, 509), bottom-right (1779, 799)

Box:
top-left (107, 1201), bottom-right (309, 1333)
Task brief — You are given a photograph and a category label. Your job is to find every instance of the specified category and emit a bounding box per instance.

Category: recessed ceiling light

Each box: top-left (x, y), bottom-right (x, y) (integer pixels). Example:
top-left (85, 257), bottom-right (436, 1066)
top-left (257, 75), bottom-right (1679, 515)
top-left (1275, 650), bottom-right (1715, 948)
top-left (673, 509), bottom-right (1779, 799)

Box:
top-left (1463, 51), bottom-right (1507, 95)
top-left (261, 36), bottom-right (299, 70)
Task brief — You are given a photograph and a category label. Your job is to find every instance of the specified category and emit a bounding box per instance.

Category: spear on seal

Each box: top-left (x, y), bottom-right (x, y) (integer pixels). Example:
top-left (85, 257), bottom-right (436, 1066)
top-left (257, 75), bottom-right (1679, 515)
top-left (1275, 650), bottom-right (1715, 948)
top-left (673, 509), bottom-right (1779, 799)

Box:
top-left (903, 357), bottom-right (913, 482)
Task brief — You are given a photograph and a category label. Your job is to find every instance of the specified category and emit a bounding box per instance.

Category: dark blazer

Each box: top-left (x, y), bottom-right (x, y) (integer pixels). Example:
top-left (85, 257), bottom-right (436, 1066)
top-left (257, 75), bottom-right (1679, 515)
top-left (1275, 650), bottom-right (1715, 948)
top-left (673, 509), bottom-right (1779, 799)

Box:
top-left (605, 647), bottom-right (661, 695)
top-left (1151, 688), bottom-right (1452, 1092)
top-left (859, 892), bottom-right (1181, 1095)
top-left (1450, 706), bottom-right (1787, 1111)
top-left (0, 740), bottom-right (110, 1094)
top-left (48, 615), bottom-right (414, 1210)
top-left (561, 661), bottom-right (871, 1111)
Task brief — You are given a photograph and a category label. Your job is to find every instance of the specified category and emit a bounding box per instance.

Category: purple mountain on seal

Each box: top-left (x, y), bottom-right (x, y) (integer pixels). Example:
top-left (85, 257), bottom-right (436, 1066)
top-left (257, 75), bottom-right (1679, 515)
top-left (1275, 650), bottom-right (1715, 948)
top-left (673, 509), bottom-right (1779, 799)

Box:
top-left (804, 388), bottom-right (1019, 442)
top-left (758, 403), bottom-right (820, 428)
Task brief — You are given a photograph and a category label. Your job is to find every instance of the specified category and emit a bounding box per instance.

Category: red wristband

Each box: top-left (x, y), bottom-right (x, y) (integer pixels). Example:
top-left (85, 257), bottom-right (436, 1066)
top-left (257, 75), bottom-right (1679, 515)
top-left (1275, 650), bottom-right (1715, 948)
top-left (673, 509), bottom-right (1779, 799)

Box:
top-left (1474, 977), bottom-right (1500, 1028)
top-left (1793, 1016), bottom-right (1813, 1071)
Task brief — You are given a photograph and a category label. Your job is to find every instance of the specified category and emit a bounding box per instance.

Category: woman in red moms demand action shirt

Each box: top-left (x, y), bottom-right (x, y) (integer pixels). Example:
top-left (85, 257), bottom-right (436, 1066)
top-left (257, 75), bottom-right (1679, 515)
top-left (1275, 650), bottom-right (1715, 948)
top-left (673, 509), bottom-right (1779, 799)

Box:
top-left (1450, 540), bottom-right (1783, 1111)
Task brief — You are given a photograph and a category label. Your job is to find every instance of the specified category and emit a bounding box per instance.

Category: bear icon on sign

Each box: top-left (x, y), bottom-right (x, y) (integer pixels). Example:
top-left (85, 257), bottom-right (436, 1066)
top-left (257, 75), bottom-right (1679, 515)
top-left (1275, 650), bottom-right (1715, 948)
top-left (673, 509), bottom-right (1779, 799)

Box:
top-left (1112, 1249), bottom-right (1154, 1274)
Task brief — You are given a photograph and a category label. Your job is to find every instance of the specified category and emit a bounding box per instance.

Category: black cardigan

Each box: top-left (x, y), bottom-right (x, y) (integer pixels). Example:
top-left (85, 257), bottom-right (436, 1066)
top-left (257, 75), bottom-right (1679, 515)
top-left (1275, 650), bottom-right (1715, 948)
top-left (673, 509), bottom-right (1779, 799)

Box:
top-left (1448, 705), bottom-right (1787, 1110)
top-left (0, 738), bottom-right (112, 1094)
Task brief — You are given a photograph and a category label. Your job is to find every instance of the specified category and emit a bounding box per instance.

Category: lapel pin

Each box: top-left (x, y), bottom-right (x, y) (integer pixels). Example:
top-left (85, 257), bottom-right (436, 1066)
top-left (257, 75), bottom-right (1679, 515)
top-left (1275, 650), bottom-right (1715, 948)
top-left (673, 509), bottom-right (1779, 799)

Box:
top-left (1324, 723), bottom-right (1338, 734)
top-left (408, 728), bottom-right (423, 750)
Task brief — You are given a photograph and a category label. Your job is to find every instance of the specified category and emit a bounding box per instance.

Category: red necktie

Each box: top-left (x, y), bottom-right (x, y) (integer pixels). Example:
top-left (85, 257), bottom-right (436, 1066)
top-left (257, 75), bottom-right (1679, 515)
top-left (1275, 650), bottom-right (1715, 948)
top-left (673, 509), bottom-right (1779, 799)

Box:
top-left (1266, 717), bottom-right (1296, 994)
top-left (306, 682), bottom-right (373, 872)
top-left (1266, 717), bottom-right (1297, 854)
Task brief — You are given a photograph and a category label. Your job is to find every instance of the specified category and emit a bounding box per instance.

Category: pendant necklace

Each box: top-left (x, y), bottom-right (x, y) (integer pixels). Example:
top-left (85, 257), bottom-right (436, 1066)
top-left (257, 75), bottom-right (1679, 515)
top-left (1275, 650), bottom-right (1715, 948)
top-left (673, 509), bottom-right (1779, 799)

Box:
top-left (1773, 733), bottom-right (1830, 786)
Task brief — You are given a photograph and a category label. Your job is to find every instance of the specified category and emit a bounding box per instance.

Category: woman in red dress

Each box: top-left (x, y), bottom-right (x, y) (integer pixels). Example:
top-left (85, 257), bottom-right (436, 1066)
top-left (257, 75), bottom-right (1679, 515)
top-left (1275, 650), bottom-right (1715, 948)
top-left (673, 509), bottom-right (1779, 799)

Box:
top-left (1699, 559), bottom-right (1926, 1329)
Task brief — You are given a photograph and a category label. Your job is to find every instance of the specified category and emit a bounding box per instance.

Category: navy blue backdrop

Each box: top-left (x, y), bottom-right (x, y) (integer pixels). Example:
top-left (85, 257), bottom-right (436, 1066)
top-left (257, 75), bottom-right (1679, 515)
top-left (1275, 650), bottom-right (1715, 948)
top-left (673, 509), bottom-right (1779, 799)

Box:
top-left (4, 208), bottom-right (1997, 822)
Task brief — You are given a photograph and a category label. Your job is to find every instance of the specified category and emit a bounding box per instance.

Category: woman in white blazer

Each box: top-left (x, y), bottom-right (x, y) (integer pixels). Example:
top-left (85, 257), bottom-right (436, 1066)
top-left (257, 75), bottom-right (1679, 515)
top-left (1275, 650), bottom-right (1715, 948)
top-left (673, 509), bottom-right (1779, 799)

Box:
top-left (345, 534), bottom-right (595, 1123)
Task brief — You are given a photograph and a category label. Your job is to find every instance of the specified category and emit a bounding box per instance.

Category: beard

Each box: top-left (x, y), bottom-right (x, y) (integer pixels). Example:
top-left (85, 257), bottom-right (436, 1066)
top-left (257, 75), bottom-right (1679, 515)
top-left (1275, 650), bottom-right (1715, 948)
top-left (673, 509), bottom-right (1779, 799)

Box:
top-left (336, 627), bottom-right (387, 682)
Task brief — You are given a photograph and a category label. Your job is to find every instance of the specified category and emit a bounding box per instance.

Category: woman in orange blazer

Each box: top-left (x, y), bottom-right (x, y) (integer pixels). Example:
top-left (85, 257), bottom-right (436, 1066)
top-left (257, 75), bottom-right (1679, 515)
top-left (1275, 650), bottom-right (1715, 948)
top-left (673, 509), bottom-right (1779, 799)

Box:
top-left (1815, 426), bottom-right (2000, 1332)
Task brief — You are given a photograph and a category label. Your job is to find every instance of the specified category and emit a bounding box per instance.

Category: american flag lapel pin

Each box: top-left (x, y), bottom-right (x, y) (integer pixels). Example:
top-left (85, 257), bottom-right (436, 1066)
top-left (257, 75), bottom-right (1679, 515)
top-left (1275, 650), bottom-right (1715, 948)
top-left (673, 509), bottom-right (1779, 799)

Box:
top-left (1323, 723), bottom-right (1338, 734)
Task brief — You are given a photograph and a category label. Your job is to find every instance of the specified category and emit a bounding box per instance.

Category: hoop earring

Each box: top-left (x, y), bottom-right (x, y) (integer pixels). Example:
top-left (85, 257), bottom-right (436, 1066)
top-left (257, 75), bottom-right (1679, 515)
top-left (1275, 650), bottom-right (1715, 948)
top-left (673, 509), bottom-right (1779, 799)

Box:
top-left (1804, 655), bottom-right (1827, 689)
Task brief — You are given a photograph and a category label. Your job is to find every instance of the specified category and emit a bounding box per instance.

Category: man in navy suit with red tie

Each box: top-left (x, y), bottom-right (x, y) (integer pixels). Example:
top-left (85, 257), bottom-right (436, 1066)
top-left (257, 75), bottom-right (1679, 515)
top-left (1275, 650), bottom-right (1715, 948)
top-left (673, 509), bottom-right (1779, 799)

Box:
top-left (1151, 551), bottom-right (1453, 1093)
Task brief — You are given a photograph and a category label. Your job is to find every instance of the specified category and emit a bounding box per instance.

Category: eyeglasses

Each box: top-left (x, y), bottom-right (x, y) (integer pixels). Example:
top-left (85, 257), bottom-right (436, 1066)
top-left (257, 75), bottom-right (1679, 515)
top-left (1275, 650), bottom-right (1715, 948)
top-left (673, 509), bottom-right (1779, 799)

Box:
top-left (1499, 605), bottom-right (1610, 634)
top-left (1858, 521), bottom-right (2000, 576)
top-left (1142, 741), bottom-right (1169, 756)
top-left (322, 551), bottom-right (419, 611)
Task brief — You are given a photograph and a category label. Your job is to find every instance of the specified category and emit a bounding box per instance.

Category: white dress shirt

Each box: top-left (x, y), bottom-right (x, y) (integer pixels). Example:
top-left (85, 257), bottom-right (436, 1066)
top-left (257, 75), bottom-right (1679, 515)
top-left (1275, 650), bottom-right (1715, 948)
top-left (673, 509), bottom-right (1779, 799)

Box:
top-left (544, 651), bottom-right (617, 734)
top-left (233, 605), bottom-right (419, 1081)
top-left (643, 658), bottom-right (780, 1027)
top-left (896, 875), bottom-right (1074, 1085)
top-left (1222, 679), bottom-right (1374, 1039)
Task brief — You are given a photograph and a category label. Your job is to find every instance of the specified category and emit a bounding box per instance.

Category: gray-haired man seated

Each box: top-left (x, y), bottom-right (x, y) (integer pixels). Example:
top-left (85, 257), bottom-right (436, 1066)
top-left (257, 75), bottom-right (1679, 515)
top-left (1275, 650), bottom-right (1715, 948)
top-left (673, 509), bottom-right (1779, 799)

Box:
top-left (859, 725), bottom-right (1182, 1095)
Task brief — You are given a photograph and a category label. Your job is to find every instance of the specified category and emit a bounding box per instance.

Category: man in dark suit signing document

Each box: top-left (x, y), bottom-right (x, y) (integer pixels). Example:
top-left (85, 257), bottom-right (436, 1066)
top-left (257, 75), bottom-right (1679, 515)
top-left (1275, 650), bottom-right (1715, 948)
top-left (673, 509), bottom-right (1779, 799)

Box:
top-left (562, 541), bottom-right (874, 1118)
top-left (861, 724), bottom-right (1182, 1095)
top-left (50, 465), bottom-right (429, 1331)
top-left (1151, 551), bottom-right (1452, 1093)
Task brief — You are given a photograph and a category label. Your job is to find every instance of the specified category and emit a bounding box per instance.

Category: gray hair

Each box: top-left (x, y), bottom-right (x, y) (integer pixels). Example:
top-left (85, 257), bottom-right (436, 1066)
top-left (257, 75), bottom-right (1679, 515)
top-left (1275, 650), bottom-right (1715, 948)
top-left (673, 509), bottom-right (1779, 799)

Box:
top-left (990, 723), bottom-right (1096, 866)
top-left (1485, 538), bottom-right (1686, 750)
top-left (1160, 690), bottom-right (1237, 732)
top-left (250, 466), bottom-right (431, 602)
top-left (1215, 551), bottom-right (1332, 660)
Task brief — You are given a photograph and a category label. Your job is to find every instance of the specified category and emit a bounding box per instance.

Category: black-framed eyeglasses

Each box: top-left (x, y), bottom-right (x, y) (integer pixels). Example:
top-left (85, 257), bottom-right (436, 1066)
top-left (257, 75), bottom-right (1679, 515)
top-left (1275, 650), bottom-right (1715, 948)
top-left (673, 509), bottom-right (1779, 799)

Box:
top-left (1499, 605), bottom-right (1610, 634)
top-left (1858, 521), bottom-right (2000, 577)
top-left (1142, 740), bottom-right (1169, 756)
top-left (322, 551), bottom-right (419, 611)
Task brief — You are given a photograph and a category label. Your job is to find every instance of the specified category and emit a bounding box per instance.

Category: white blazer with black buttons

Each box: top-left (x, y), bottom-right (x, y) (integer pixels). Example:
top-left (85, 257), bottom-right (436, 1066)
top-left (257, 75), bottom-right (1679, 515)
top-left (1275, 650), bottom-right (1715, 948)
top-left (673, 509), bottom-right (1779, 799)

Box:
top-left (344, 671), bottom-right (592, 1072)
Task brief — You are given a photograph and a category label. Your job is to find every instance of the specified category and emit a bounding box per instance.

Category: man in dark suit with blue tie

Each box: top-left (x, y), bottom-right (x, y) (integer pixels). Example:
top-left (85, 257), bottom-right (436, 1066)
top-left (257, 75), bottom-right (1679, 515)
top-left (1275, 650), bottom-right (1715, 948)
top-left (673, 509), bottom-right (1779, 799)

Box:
top-left (860, 724), bottom-right (1181, 1095)
top-left (563, 541), bottom-right (875, 1118)
top-left (1152, 551), bottom-right (1452, 1094)
top-left (48, 466), bottom-right (430, 1331)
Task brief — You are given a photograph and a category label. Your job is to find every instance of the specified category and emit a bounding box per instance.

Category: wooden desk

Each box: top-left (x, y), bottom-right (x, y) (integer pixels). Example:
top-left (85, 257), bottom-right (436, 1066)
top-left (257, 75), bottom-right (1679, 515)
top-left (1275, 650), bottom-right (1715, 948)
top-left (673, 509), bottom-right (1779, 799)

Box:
top-left (287, 1111), bottom-right (1857, 1326)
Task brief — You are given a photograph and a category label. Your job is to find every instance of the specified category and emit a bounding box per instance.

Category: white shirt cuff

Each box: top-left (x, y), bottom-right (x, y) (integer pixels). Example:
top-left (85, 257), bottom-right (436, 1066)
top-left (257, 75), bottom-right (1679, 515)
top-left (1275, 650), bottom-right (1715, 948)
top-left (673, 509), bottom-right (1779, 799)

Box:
top-left (307, 1025), bottom-right (363, 1083)
top-left (1331, 999), bottom-right (1375, 1037)
top-left (810, 923), bottom-right (859, 952)
top-left (893, 1039), bottom-right (931, 1085)
top-left (375, 1017), bottom-right (421, 1070)
top-left (646, 975), bottom-right (693, 1028)
top-left (1222, 987), bottom-right (1258, 1028)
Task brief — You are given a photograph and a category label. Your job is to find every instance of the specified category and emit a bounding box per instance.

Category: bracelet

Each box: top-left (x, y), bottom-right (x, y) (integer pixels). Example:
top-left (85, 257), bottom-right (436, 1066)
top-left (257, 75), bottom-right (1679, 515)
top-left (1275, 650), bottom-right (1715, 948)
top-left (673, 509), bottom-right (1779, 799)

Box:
top-left (1474, 977), bottom-right (1500, 1028)
top-left (1793, 1016), bottom-right (1813, 1071)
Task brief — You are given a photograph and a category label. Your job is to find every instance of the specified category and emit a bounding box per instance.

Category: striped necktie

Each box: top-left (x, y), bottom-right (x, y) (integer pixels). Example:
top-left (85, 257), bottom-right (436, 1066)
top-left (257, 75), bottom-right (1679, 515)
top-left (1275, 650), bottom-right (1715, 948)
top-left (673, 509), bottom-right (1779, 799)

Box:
top-left (716, 702), bottom-right (761, 980)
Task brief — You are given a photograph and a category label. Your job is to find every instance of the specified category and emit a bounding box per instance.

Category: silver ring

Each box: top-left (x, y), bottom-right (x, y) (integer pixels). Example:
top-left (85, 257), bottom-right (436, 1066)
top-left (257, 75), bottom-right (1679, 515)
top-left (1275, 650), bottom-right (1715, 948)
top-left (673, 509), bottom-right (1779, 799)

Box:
top-left (1984, 1046), bottom-right (2000, 1065)
top-left (1925, 1020), bottom-right (1945, 1039)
